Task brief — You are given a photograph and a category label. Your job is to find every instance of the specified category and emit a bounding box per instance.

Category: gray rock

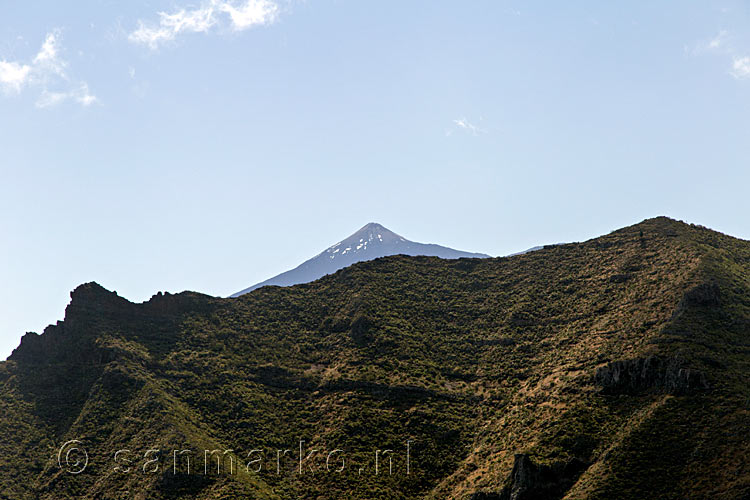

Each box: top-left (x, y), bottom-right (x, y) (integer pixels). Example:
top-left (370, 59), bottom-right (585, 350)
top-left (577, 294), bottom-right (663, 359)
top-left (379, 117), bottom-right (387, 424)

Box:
top-left (594, 356), bottom-right (708, 395)
top-left (469, 454), bottom-right (587, 500)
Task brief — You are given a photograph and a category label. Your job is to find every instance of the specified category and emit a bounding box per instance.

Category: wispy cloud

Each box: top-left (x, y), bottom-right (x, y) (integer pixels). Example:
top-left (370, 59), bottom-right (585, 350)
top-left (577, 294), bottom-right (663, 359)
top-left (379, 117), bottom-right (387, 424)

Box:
top-left (36, 83), bottom-right (98, 109)
top-left (731, 56), bottom-right (750, 80)
top-left (685, 30), bottom-right (728, 57)
top-left (451, 117), bottom-right (487, 136)
top-left (707, 30), bottom-right (728, 50)
top-left (130, 0), bottom-right (280, 50)
top-left (690, 30), bottom-right (750, 81)
top-left (0, 30), bottom-right (97, 108)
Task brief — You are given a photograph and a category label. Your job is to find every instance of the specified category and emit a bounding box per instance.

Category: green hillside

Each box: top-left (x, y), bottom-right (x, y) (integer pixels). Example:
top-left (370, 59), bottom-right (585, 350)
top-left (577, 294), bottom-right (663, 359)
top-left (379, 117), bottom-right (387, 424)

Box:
top-left (1, 217), bottom-right (749, 499)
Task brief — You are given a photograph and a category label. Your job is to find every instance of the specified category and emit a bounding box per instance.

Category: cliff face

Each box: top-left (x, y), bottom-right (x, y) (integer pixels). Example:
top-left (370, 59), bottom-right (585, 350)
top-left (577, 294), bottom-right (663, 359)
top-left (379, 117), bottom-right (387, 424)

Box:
top-left (2, 217), bottom-right (750, 499)
top-left (594, 355), bottom-right (709, 395)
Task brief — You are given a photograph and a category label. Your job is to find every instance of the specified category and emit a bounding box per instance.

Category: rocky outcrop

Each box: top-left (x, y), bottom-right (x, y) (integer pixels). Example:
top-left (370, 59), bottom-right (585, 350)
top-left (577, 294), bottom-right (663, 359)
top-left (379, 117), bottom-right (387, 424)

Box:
top-left (9, 282), bottom-right (219, 365)
top-left (594, 356), bottom-right (708, 395)
top-left (468, 493), bottom-right (503, 500)
top-left (469, 454), bottom-right (587, 500)
top-left (9, 283), bottom-right (132, 364)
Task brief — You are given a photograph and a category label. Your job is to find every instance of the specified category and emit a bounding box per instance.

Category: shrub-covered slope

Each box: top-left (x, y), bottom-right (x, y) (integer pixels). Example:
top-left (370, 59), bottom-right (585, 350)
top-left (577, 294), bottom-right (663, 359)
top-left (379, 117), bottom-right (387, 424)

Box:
top-left (1, 217), bottom-right (748, 499)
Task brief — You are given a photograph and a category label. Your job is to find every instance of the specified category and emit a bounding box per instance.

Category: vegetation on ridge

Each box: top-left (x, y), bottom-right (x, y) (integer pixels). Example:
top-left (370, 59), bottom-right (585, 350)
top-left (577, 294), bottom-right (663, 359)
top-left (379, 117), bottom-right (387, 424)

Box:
top-left (1, 217), bottom-right (749, 499)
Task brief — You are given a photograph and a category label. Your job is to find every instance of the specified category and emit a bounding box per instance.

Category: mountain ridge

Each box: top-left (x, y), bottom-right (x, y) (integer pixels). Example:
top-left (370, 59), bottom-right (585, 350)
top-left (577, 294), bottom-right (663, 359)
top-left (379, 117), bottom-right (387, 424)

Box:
top-left (2, 216), bottom-right (750, 499)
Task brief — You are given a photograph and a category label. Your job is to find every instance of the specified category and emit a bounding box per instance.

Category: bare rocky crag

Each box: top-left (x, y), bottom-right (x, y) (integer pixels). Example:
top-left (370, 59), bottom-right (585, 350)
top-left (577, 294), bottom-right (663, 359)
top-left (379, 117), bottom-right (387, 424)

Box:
top-left (594, 355), bottom-right (709, 395)
top-left (471, 454), bottom-right (587, 500)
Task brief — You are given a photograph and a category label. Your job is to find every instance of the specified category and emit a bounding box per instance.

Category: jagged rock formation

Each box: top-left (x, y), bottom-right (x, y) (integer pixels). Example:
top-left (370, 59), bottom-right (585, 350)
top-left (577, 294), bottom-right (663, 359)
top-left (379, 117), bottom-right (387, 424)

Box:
top-left (594, 356), bottom-right (709, 395)
top-left (470, 454), bottom-right (587, 500)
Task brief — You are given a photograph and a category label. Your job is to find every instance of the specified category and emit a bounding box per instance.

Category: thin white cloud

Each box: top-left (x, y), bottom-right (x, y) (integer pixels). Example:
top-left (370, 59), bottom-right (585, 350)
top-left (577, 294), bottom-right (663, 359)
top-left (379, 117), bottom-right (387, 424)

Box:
top-left (707, 30), bottom-right (727, 51)
top-left (0, 30), bottom-right (97, 107)
top-left (690, 30), bottom-right (750, 82)
top-left (686, 30), bottom-right (728, 57)
top-left (220, 0), bottom-right (278, 30)
top-left (130, 0), bottom-right (279, 49)
top-left (130, 6), bottom-right (217, 49)
top-left (34, 32), bottom-right (61, 66)
top-left (36, 83), bottom-right (98, 108)
top-left (35, 90), bottom-right (68, 108)
top-left (731, 56), bottom-right (750, 79)
top-left (453, 117), bottom-right (487, 136)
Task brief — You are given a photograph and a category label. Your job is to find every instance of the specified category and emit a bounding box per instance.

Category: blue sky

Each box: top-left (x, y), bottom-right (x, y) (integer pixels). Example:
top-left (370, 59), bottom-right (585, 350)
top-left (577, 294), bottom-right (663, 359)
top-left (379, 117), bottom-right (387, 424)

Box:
top-left (1, 1), bottom-right (749, 359)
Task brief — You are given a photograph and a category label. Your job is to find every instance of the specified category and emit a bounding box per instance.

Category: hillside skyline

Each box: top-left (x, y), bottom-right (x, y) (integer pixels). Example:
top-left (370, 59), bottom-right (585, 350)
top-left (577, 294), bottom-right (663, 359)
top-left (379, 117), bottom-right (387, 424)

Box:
top-left (4, 214), bottom-right (747, 362)
top-left (3, 1), bottom-right (750, 361)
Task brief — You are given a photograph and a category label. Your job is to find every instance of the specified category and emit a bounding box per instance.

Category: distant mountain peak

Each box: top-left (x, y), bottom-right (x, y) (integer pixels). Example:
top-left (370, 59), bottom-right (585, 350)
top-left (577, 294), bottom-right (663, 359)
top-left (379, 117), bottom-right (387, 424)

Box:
top-left (354, 222), bottom-right (402, 239)
top-left (326, 222), bottom-right (407, 258)
top-left (360, 222), bottom-right (387, 230)
top-left (230, 222), bottom-right (489, 297)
